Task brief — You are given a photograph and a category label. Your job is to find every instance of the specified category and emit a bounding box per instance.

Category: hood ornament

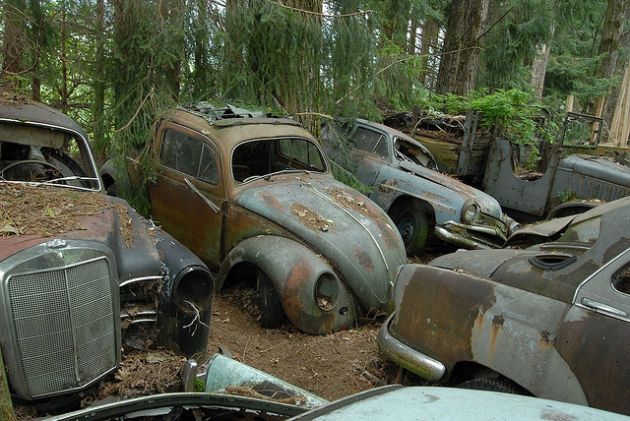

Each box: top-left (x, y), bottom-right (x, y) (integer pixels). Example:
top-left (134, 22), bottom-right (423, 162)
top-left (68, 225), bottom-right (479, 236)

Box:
top-left (46, 239), bottom-right (68, 249)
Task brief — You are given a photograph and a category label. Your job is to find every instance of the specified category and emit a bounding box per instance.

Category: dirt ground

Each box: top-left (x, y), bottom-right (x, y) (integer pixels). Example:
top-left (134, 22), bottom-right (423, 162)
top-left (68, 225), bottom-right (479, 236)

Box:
top-left (207, 291), bottom-right (396, 401)
top-left (207, 251), bottom-right (440, 402)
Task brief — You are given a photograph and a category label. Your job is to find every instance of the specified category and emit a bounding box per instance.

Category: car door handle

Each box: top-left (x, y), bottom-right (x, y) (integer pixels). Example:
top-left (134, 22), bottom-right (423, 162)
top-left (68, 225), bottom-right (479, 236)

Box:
top-left (580, 297), bottom-right (627, 317)
top-left (184, 178), bottom-right (221, 213)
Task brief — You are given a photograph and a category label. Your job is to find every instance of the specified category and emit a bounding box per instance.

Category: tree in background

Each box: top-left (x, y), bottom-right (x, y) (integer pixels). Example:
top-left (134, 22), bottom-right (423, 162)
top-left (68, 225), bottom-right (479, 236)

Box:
top-left (436, 0), bottom-right (489, 95)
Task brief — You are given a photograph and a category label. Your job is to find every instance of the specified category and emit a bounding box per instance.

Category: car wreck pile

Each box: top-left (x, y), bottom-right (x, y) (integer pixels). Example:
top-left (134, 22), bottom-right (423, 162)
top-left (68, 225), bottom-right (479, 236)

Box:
top-left (2, 99), bottom-right (630, 420)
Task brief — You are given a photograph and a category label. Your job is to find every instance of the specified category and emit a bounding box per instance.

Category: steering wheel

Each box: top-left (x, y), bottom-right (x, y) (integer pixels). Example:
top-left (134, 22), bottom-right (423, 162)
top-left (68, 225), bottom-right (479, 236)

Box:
top-left (0, 160), bottom-right (63, 182)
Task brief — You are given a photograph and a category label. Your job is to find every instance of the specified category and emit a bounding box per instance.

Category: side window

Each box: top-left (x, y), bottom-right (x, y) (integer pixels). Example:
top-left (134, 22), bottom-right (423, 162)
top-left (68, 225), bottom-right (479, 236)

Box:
top-left (198, 144), bottom-right (219, 183)
top-left (612, 262), bottom-right (630, 295)
top-left (351, 127), bottom-right (389, 160)
top-left (160, 129), bottom-right (218, 183)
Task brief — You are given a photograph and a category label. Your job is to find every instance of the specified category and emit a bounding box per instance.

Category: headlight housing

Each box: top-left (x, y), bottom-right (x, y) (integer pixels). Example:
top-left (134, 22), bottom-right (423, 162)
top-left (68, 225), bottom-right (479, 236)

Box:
top-left (462, 200), bottom-right (480, 224)
top-left (314, 273), bottom-right (339, 311)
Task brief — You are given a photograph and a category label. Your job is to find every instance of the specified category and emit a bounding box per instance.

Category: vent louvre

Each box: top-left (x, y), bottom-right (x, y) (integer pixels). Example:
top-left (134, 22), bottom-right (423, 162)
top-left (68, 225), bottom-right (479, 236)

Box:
top-left (8, 257), bottom-right (117, 398)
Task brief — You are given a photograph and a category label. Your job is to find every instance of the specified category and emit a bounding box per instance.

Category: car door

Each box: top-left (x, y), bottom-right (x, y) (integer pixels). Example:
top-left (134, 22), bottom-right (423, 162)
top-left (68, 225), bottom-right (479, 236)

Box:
top-left (347, 125), bottom-right (391, 187)
top-left (149, 122), bottom-right (224, 270)
top-left (555, 247), bottom-right (630, 414)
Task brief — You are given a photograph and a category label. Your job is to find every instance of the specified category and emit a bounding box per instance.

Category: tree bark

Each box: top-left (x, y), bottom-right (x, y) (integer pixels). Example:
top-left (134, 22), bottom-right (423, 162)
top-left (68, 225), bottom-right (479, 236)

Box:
top-left (530, 24), bottom-right (555, 99)
top-left (0, 349), bottom-right (15, 421)
top-left (436, 0), bottom-right (489, 95)
top-left (609, 64), bottom-right (630, 146)
top-left (591, 0), bottom-right (628, 116)
top-left (159, 0), bottom-right (185, 99)
top-left (1, 0), bottom-right (28, 86)
top-left (419, 17), bottom-right (438, 88)
top-left (93, 0), bottom-right (106, 156)
top-left (60, 0), bottom-right (69, 113)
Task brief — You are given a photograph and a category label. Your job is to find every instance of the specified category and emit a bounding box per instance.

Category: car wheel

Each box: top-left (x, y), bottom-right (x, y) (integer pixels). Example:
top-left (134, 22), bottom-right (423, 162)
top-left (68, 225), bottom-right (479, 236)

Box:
top-left (458, 377), bottom-right (521, 394)
top-left (257, 271), bottom-right (285, 329)
top-left (391, 209), bottom-right (430, 256)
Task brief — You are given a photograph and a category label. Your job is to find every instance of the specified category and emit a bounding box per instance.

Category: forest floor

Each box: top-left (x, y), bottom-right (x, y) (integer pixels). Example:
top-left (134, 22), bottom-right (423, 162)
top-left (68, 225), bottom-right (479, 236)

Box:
top-left (206, 251), bottom-right (441, 401)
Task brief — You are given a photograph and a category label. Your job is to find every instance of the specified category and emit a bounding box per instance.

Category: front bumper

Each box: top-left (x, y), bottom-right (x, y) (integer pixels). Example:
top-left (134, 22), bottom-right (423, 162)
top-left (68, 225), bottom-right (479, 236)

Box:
top-left (377, 314), bottom-right (446, 382)
top-left (434, 219), bottom-right (511, 250)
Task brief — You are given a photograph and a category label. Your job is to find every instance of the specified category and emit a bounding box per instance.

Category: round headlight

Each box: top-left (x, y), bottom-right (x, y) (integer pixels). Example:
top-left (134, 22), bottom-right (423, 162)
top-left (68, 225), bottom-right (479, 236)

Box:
top-left (462, 200), bottom-right (480, 223)
top-left (314, 273), bottom-right (339, 311)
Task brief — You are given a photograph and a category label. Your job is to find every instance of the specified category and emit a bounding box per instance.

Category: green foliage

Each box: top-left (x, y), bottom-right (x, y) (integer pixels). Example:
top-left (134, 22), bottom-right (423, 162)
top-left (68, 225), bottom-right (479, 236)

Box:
top-left (418, 89), bottom-right (544, 146)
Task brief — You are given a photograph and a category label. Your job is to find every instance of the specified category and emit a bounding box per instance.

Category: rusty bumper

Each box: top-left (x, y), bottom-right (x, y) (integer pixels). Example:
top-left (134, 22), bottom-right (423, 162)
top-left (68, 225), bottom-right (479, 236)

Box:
top-left (434, 220), bottom-right (510, 250)
top-left (377, 314), bottom-right (446, 382)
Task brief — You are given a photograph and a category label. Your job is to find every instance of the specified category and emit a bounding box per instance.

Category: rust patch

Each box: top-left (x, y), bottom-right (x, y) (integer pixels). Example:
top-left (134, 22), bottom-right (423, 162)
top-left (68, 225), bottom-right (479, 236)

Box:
top-left (540, 409), bottom-right (577, 421)
top-left (115, 203), bottom-right (134, 248)
top-left (394, 266), bottom-right (496, 364)
top-left (261, 191), bottom-right (284, 212)
top-left (489, 314), bottom-right (503, 352)
top-left (0, 183), bottom-right (108, 237)
top-left (291, 203), bottom-right (333, 232)
top-left (539, 330), bottom-right (553, 347)
top-left (328, 187), bottom-right (379, 219)
top-left (354, 245), bottom-right (374, 272)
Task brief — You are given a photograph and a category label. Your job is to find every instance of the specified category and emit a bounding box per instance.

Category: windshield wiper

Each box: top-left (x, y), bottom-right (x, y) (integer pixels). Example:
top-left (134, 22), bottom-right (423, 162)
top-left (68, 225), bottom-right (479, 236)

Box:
top-left (241, 169), bottom-right (310, 184)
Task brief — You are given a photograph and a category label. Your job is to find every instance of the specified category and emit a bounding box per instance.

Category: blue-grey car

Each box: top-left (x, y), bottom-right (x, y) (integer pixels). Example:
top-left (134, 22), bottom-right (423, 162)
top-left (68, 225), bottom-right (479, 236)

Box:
top-left (322, 119), bottom-right (518, 255)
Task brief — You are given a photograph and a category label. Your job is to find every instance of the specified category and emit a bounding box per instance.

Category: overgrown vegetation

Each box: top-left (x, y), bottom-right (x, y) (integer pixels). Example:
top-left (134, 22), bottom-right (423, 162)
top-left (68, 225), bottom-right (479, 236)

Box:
top-left (0, 0), bottom-right (628, 211)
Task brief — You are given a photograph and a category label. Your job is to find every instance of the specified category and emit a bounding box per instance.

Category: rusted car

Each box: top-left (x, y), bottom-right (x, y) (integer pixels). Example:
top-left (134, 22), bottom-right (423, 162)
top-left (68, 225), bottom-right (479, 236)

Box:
top-left (321, 119), bottom-right (518, 255)
top-left (102, 104), bottom-right (406, 334)
top-left (0, 99), bottom-right (213, 403)
top-left (378, 197), bottom-right (630, 414)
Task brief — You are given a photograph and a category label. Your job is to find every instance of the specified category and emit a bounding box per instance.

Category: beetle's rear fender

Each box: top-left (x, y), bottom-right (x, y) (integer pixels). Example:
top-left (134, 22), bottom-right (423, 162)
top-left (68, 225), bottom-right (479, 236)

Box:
top-left (218, 236), bottom-right (358, 334)
top-left (152, 228), bottom-right (214, 356)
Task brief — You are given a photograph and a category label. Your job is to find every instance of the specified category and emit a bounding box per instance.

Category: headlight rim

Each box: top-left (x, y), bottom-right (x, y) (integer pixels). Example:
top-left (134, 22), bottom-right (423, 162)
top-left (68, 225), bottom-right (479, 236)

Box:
top-left (314, 273), bottom-right (339, 312)
top-left (461, 199), bottom-right (480, 224)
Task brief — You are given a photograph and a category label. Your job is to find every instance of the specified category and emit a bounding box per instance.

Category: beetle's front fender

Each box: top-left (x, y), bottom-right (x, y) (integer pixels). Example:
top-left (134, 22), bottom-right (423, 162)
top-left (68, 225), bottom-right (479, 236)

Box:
top-left (217, 236), bottom-right (358, 334)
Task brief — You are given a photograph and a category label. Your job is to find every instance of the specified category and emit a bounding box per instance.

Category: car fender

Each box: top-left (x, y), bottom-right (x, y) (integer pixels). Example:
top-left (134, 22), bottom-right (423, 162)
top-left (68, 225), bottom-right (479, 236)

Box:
top-left (217, 235), bottom-right (358, 334)
top-left (391, 265), bottom-right (587, 404)
top-left (100, 158), bottom-right (131, 195)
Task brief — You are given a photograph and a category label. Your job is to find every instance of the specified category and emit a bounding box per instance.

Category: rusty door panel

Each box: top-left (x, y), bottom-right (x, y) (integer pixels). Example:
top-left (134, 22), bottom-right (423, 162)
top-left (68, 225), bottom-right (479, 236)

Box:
top-left (149, 171), bottom-right (223, 270)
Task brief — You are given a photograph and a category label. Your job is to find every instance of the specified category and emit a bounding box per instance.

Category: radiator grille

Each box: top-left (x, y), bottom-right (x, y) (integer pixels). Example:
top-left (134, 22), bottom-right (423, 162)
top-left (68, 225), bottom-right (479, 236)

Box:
top-left (7, 257), bottom-right (117, 398)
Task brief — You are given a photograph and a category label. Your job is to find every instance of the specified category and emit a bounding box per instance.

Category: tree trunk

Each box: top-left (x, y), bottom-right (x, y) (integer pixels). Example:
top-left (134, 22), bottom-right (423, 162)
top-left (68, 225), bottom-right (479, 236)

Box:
top-left (1, 0), bottom-right (28, 87)
top-left (530, 25), bottom-right (555, 99)
top-left (60, 0), bottom-right (69, 113)
top-left (93, 0), bottom-right (106, 157)
top-left (419, 17), bottom-right (438, 88)
top-left (609, 64), bottom-right (630, 146)
top-left (408, 13), bottom-right (419, 55)
top-left (0, 349), bottom-right (15, 421)
top-left (192, 0), bottom-right (209, 97)
top-left (590, 0), bottom-right (628, 116)
top-left (436, 0), bottom-right (489, 95)
top-left (159, 0), bottom-right (185, 99)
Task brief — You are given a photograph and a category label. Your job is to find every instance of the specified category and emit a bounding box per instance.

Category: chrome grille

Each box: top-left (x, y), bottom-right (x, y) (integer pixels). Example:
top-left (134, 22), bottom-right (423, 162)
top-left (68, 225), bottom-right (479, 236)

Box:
top-left (7, 257), bottom-right (117, 398)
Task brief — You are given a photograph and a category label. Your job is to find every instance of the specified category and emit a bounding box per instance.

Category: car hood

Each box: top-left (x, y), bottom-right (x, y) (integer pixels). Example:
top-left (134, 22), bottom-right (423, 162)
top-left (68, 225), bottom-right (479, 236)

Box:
top-left (397, 160), bottom-right (503, 218)
top-left (430, 248), bottom-right (528, 279)
top-left (0, 184), bottom-right (163, 281)
top-left (560, 155), bottom-right (630, 186)
top-left (236, 175), bottom-right (406, 310)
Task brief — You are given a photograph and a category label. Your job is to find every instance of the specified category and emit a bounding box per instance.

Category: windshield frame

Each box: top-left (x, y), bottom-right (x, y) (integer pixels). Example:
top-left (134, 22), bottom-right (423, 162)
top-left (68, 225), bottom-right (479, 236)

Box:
top-left (0, 117), bottom-right (103, 192)
top-left (230, 136), bottom-right (328, 185)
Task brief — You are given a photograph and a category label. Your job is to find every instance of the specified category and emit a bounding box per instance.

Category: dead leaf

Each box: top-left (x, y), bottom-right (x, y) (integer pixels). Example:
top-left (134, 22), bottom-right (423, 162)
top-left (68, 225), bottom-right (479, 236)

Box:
top-left (0, 224), bottom-right (19, 235)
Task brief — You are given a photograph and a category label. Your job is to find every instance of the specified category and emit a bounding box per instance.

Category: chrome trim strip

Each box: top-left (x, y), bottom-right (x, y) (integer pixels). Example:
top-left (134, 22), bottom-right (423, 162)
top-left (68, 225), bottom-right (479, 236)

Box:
top-left (433, 226), bottom-right (490, 250)
top-left (119, 275), bottom-right (163, 287)
top-left (572, 247), bottom-right (630, 303)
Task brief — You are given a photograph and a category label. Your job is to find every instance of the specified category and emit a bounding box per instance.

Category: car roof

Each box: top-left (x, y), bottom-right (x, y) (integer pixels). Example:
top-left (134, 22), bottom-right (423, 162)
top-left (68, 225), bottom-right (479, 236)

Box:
top-left (163, 104), bottom-right (315, 149)
top-left (0, 97), bottom-right (87, 137)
